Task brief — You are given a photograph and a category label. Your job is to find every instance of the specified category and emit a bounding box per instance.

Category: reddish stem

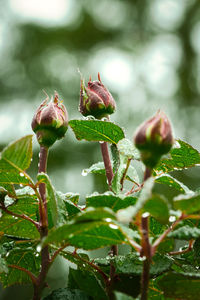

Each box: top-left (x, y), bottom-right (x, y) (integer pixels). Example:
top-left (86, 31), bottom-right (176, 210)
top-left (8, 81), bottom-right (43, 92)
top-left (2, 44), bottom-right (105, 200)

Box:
top-left (100, 142), bottom-right (113, 187)
top-left (152, 213), bottom-right (185, 255)
top-left (169, 240), bottom-right (194, 256)
top-left (33, 146), bottom-right (50, 300)
top-left (140, 213), bottom-right (152, 300)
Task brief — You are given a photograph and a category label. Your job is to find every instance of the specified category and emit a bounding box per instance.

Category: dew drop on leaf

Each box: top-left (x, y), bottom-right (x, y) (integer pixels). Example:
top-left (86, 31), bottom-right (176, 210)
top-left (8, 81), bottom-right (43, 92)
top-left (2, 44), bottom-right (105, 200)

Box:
top-left (81, 170), bottom-right (88, 177)
top-left (109, 224), bottom-right (118, 230)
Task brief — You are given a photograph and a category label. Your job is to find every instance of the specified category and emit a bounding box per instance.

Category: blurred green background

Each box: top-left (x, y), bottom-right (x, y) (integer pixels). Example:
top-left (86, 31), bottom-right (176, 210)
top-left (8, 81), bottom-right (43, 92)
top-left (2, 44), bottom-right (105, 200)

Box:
top-left (0, 0), bottom-right (200, 298)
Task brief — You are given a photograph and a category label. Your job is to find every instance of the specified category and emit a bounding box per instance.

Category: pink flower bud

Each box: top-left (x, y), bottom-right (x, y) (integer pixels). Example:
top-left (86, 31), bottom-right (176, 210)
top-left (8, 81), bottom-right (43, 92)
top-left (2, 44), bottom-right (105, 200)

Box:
top-left (32, 92), bottom-right (68, 147)
top-left (79, 73), bottom-right (116, 119)
top-left (134, 111), bottom-right (174, 168)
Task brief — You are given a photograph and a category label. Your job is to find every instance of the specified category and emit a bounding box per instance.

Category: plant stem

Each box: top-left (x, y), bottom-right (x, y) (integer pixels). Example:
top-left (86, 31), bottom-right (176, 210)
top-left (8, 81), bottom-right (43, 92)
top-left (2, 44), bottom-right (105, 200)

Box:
top-left (143, 167), bottom-right (152, 182)
top-left (140, 213), bottom-right (151, 300)
top-left (152, 213), bottom-right (185, 255)
top-left (99, 140), bottom-right (116, 300)
top-left (33, 146), bottom-right (50, 300)
top-left (169, 240), bottom-right (194, 256)
top-left (100, 142), bottom-right (113, 187)
top-left (120, 158), bottom-right (131, 191)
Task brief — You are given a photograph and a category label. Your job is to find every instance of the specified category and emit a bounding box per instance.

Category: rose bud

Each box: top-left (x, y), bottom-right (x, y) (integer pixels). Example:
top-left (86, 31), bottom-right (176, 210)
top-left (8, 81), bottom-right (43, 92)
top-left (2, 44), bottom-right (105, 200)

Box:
top-left (32, 92), bottom-right (68, 148)
top-left (79, 73), bottom-right (116, 119)
top-left (134, 111), bottom-right (174, 169)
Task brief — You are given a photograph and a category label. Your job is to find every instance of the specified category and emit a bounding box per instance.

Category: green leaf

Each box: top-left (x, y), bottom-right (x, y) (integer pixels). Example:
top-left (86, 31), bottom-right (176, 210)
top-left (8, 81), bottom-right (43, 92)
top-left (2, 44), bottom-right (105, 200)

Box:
top-left (44, 219), bottom-right (128, 250)
top-left (111, 143), bottom-right (120, 173)
top-left (37, 173), bottom-right (58, 228)
top-left (82, 162), bottom-right (106, 176)
top-left (168, 225), bottom-right (200, 240)
top-left (86, 193), bottom-right (137, 212)
top-left (114, 292), bottom-right (134, 300)
top-left (117, 177), bottom-right (154, 223)
top-left (117, 138), bottom-right (140, 159)
top-left (157, 272), bottom-right (200, 300)
top-left (0, 193), bottom-right (39, 239)
top-left (149, 217), bottom-right (166, 236)
top-left (0, 242), bottom-right (40, 288)
top-left (0, 160), bottom-right (31, 185)
top-left (112, 155), bottom-right (128, 194)
top-left (0, 136), bottom-right (34, 186)
top-left (113, 274), bottom-right (140, 298)
top-left (193, 238), bottom-right (200, 264)
top-left (112, 253), bottom-right (173, 276)
top-left (69, 120), bottom-right (125, 144)
top-left (155, 140), bottom-right (200, 174)
top-left (173, 192), bottom-right (200, 213)
top-left (68, 268), bottom-right (108, 300)
top-left (74, 207), bottom-right (116, 222)
top-left (143, 194), bottom-right (169, 224)
top-left (57, 250), bottom-right (93, 272)
top-left (56, 191), bottom-right (81, 220)
top-left (1, 135), bottom-right (33, 171)
top-left (64, 192), bottom-right (80, 205)
top-left (0, 257), bottom-right (8, 274)
top-left (155, 174), bottom-right (191, 193)
top-left (44, 288), bottom-right (90, 300)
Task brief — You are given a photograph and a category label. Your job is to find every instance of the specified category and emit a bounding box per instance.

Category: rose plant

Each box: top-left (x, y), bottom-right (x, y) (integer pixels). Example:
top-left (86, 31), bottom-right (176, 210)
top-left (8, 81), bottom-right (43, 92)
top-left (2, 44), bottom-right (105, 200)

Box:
top-left (0, 75), bottom-right (200, 300)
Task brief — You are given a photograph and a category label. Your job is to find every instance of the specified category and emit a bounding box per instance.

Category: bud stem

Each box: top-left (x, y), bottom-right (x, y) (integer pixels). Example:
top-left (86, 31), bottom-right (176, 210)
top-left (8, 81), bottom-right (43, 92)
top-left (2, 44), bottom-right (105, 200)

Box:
top-left (100, 142), bottom-right (114, 187)
top-left (33, 146), bottom-right (51, 300)
top-left (140, 214), bottom-right (152, 300)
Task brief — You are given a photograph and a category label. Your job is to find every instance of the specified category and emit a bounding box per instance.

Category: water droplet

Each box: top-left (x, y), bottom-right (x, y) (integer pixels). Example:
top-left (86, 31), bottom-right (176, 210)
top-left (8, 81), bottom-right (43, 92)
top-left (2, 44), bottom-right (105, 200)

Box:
top-left (6, 252), bottom-right (9, 257)
top-left (19, 184), bottom-right (23, 187)
top-left (101, 117), bottom-right (108, 121)
top-left (169, 216), bottom-right (176, 222)
top-left (109, 224), bottom-right (118, 230)
top-left (139, 256), bottom-right (146, 261)
top-left (105, 218), bottom-right (112, 222)
top-left (84, 115), bottom-right (95, 120)
top-left (35, 253), bottom-right (39, 257)
top-left (20, 173), bottom-right (24, 177)
top-left (36, 245), bottom-right (42, 253)
top-left (81, 170), bottom-right (88, 177)
top-left (142, 212), bottom-right (150, 218)
top-left (69, 234), bottom-right (74, 238)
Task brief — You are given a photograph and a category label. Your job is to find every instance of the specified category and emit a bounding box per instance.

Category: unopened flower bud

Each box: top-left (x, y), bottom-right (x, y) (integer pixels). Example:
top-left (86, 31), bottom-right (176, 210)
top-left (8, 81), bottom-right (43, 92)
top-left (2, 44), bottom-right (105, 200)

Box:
top-left (134, 111), bottom-right (174, 168)
top-left (32, 92), bottom-right (68, 148)
top-left (79, 73), bottom-right (116, 119)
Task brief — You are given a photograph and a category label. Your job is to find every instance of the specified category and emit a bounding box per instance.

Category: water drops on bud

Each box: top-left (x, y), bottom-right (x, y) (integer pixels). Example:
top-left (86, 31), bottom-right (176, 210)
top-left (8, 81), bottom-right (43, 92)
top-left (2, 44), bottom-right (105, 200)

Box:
top-left (32, 92), bottom-right (68, 148)
top-left (79, 73), bottom-right (116, 119)
top-left (134, 111), bottom-right (174, 169)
